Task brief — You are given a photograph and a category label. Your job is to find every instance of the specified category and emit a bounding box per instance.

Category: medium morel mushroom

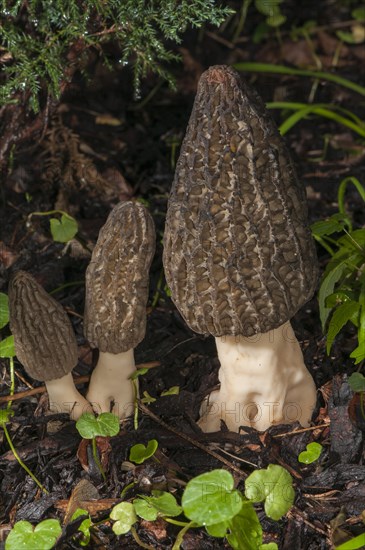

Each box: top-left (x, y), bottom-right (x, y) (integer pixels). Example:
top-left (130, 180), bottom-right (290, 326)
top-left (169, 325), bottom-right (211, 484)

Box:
top-left (84, 201), bottom-right (155, 418)
top-left (163, 65), bottom-right (318, 432)
top-left (9, 270), bottom-right (92, 420)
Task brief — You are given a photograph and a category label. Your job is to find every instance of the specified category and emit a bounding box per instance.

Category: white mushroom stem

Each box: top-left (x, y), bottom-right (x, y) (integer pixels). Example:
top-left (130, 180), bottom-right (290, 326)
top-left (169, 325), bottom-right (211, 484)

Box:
top-left (198, 321), bottom-right (317, 433)
top-left (46, 373), bottom-right (93, 421)
top-left (86, 349), bottom-right (136, 418)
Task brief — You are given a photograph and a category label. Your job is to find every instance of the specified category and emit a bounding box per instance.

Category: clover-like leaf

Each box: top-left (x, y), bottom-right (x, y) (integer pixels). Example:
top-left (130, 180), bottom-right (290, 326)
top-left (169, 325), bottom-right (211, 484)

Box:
top-left (129, 439), bottom-right (158, 464)
top-left (70, 508), bottom-right (92, 547)
top-left (182, 469), bottom-right (242, 527)
top-left (0, 335), bottom-right (15, 358)
top-left (133, 498), bottom-right (158, 521)
top-left (5, 519), bottom-right (62, 550)
top-left (110, 502), bottom-right (137, 535)
top-left (298, 442), bottom-right (323, 464)
top-left (76, 412), bottom-right (120, 439)
top-left (50, 213), bottom-right (78, 243)
top-left (245, 464), bottom-right (294, 521)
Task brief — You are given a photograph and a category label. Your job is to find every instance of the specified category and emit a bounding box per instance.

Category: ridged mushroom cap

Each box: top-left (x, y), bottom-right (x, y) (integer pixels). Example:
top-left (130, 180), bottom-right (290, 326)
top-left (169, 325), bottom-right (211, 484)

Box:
top-left (83, 201), bottom-right (156, 353)
top-left (163, 65), bottom-right (318, 337)
top-left (8, 270), bottom-right (78, 381)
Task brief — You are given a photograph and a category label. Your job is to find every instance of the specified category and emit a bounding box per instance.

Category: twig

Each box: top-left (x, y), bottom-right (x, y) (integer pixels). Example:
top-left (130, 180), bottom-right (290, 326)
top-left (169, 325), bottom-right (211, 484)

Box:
top-left (138, 402), bottom-right (248, 479)
top-left (272, 423), bottom-right (330, 438)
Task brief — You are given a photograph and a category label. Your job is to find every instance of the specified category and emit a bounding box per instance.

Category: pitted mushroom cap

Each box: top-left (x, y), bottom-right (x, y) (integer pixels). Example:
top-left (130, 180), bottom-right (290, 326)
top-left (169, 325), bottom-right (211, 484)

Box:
top-left (9, 270), bottom-right (78, 381)
top-left (163, 65), bottom-right (318, 337)
top-left (83, 201), bottom-right (155, 353)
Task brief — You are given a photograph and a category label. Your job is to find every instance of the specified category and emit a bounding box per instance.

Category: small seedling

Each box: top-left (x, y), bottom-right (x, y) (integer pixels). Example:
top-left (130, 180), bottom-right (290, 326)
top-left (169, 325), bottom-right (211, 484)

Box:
top-left (298, 442), bottom-right (323, 464)
top-left (0, 292), bottom-right (15, 360)
top-left (110, 502), bottom-right (137, 535)
top-left (129, 439), bottom-right (158, 464)
top-left (5, 519), bottom-right (61, 550)
top-left (76, 412), bottom-right (120, 481)
top-left (129, 368), bottom-right (148, 429)
top-left (161, 386), bottom-right (180, 396)
top-left (27, 210), bottom-right (78, 243)
top-left (70, 508), bottom-right (93, 546)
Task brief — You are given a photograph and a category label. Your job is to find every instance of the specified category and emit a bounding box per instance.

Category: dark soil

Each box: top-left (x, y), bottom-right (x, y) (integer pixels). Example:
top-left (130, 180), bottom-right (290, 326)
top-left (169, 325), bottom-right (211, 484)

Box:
top-left (1, 2), bottom-right (365, 549)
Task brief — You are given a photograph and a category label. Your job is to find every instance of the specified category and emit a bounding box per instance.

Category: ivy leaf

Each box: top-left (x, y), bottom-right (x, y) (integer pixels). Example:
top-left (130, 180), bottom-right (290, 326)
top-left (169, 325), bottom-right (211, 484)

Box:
top-left (226, 500), bottom-right (263, 550)
top-left (5, 519), bottom-right (62, 550)
top-left (110, 502), bottom-right (137, 536)
top-left (0, 335), bottom-right (15, 358)
top-left (298, 442), bottom-right (323, 464)
top-left (326, 301), bottom-right (360, 353)
top-left (129, 439), bottom-right (158, 464)
top-left (0, 293), bottom-right (9, 329)
top-left (182, 469), bottom-right (242, 527)
top-left (49, 214), bottom-right (78, 243)
top-left (348, 373), bottom-right (365, 393)
top-left (76, 412), bottom-right (120, 439)
top-left (245, 465), bottom-right (294, 521)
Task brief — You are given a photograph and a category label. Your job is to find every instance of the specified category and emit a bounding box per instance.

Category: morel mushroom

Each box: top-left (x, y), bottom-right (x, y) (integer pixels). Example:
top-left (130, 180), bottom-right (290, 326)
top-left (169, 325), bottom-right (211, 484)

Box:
top-left (84, 201), bottom-right (155, 418)
top-left (163, 65), bottom-right (318, 432)
top-left (9, 270), bottom-right (92, 420)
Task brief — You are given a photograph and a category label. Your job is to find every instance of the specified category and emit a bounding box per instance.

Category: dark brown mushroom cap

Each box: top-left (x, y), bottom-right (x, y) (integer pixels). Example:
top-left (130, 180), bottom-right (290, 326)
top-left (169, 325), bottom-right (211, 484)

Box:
top-left (83, 201), bottom-right (155, 353)
top-left (163, 65), bottom-right (318, 337)
top-left (8, 271), bottom-right (78, 381)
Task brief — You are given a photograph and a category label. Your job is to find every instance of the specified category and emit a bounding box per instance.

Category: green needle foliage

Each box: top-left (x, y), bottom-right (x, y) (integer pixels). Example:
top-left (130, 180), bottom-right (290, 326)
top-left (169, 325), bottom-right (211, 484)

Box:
top-left (1, 0), bottom-right (231, 112)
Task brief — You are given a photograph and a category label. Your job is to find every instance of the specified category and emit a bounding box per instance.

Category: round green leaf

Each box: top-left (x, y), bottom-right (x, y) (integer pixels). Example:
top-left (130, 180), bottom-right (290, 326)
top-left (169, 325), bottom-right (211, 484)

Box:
top-left (76, 412), bottom-right (120, 439)
top-left (348, 372), bottom-right (365, 392)
top-left (226, 500), bottom-right (263, 549)
top-left (0, 335), bottom-right (15, 358)
top-left (298, 442), bottom-right (323, 464)
top-left (5, 519), bottom-right (61, 550)
top-left (266, 14), bottom-right (286, 27)
top-left (129, 439), bottom-right (158, 464)
top-left (110, 502), bottom-right (137, 535)
top-left (133, 498), bottom-right (158, 521)
top-left (145, 491), bottom-right (182, 517)
top-left (245, 465), bottom-right (295, 521)
top-left (0, 293), bottom-right (9, 329)
top-left (49, 214), bottom-right (78, 243)
top-left (182, 469), bottom-right (242, 526)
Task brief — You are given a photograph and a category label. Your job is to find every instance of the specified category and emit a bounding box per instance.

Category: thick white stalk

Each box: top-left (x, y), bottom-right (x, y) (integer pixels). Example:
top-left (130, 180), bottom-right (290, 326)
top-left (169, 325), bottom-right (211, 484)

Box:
top-left (199, 321), bottom-right (317, 432)
top-left (46, 372), bottom-right (93, 420)
top-left (86, 349), bottom-right (136, 418)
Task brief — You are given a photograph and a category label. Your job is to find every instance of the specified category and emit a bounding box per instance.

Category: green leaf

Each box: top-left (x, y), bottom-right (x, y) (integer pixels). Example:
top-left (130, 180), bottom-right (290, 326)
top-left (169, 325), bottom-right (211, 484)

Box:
top-left (110, 502), bottom-right (137, 536)
top-left (49, 214), bottom-right (78, 243)
top-left (161, 386), bottom-right (180, 396)
top-left (5, 519), bottom-right (62, 550)
top-left (226, 500), bottom-right (263, 550)
top-left (141, 390), bottom-right (156, 404)
top-left (245, 465), bottom-right (295, 521)
top-left (255, 0), bottom-right (282, 16)
top-left (325, 290), bottom-right (355, 308)
top-left (0, 335), bottom-right (15, 358)
top-left (326, 301), bottom-right (360, 353)
top-left (133, 498), bottom-right (158, 521)
top-left (335, 532), bottom-right (365, 549)
top-left (0, 408), bottom-right (14, 425)
top-left (352, 7), bottom-right (365, 21)
top-left (350, 342), bottom-right (365, 364)
top-left (261, 544), bottom-right (278, 549)
top-left (266, 14), bottom-right (286, 27)
top-left (206, 521), bottom-right (229, 538)
top-left (298, 442), bottom-right (323, 464)
top-left (336, 30), bottom-right (359, 44)
top-left (70, 508), bottom-right (92, 546)
top-left (0, 293), bottom-right (9, 329)
top-left (182, 469), bottom-right (242, 527)
top-left (348, 373), bottom-right (365, 393)
top-left (310, 213), bottom-right (351, 238)
top-left (142, 491), bottom-right (182, 517)
top-left (130, 368), bottom-right (148, 380)
top-left (319, 259), bottom-right (349, 329)
top-left (76, 412), bottom-right (120, 439)
top-left (129, 439), bottom-right (158, 464)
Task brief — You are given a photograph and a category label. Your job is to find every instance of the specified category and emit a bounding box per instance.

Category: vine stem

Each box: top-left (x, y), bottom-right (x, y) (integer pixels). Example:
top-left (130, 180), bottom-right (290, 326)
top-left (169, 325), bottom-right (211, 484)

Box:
top-left (2, 422), bottom-right (49, 494)
top-left (91, 437), bottom-right (106, 482)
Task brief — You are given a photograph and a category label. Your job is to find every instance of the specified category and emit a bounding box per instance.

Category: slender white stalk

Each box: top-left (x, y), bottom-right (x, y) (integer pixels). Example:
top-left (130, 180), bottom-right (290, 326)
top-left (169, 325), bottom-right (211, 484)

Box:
top-left (199, 321), bottom-right (317, 432)
top-left (46, 373), bottom-right (93, 420)
top-left (86, 349), bottom-right (136, 418)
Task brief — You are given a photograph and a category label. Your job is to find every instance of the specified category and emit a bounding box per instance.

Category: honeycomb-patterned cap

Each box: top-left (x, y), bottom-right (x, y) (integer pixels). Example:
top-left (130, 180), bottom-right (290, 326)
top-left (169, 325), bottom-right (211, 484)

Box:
top-left (84, 201), bottom-right (156, 353)
top-left (163, 65), bottom-right (318, 337)
top-left (9, 270), bottom-right (78, 381)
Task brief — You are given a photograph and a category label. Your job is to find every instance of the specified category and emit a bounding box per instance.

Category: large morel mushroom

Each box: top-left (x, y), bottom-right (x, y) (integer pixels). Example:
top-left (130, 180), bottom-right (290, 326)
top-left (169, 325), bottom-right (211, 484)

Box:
top-left (9, 270), bottom-right (92, 420)
top-left (163, 65), bottom-right (318, 432)
top-left (84, 201), bottom-right (155, 418)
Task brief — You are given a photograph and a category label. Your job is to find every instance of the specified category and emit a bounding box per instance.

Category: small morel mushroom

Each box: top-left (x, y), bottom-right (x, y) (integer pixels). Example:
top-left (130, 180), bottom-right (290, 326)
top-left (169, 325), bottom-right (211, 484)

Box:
top-left (163, 65), bottom-right (318, 432)
top-left (9, 270), bottom-right (92, 420)
top-left (84, 201), bottom-right (155, 418)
